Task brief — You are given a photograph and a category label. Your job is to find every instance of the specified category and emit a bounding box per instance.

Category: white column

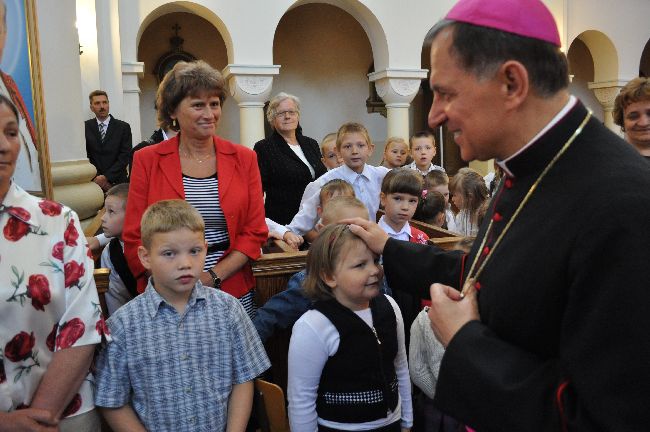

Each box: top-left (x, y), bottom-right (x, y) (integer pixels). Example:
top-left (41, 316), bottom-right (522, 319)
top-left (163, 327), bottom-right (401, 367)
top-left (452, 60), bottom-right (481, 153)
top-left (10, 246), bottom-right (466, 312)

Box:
top-left (589, 80), bottom-right (626, 136)
top-left (95, 0), bottom-right (123, 117)
top-left (368, 69), bottom-right (428, 142)
top-left (222, 65), bottom-right (280, 148)
top-left (122, 61), bottom-right (144, 143)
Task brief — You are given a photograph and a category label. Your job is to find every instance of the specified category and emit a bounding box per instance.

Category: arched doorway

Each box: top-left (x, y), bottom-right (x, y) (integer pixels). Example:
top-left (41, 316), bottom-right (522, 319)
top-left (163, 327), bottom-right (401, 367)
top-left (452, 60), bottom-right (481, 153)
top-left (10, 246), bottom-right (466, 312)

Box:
top-left (271, 3), bottom-right (386, 164)
top-left (567, 37), bottom-right (604, 122)
top-left (137, 6), bottom-right (236, 142)
top-left (640, 38), bottom-right (650, 77)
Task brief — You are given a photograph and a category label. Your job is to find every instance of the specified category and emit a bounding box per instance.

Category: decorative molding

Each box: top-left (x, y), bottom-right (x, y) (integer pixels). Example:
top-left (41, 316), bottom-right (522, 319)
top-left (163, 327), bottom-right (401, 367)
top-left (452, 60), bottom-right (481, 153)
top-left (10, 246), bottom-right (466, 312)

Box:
top-left (392, 79), bottom-right (421, 97)
top-left (235, 75), bottom-right (273, 96)
top-left (591, 86), bottom-right (621, 110)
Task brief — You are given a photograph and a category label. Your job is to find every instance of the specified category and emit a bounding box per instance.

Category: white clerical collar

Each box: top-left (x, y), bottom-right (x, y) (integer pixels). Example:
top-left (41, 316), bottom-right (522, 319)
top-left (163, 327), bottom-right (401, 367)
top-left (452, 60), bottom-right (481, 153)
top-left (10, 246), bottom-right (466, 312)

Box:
top-left (497, 95), bottom-right (577, 177)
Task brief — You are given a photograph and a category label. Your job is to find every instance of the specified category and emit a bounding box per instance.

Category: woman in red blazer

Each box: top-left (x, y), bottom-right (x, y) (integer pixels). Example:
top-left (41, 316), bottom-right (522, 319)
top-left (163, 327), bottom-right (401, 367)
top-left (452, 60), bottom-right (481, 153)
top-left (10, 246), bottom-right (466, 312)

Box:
top-left (123, 60), bottom-right (267, 316)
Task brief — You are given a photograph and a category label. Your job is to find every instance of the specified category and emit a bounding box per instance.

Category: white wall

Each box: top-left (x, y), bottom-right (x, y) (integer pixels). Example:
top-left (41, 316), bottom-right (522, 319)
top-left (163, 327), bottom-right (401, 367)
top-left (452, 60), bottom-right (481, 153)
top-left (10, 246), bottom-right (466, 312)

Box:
top-left (37, 0), bottom-right (86, 162)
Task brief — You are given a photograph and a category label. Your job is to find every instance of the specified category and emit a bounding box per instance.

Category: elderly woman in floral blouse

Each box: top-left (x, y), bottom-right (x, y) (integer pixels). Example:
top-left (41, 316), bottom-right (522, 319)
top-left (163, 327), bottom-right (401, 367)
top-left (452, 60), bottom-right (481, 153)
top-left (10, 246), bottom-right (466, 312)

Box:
top-left (0, 95), bottom-right (104, 431)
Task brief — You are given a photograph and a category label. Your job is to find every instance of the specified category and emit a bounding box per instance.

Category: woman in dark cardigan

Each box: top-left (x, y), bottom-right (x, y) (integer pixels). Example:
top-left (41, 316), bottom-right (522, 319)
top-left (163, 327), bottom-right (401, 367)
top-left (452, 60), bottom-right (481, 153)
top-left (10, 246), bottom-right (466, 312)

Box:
top-left (254, 93), bottom-right (327, 224)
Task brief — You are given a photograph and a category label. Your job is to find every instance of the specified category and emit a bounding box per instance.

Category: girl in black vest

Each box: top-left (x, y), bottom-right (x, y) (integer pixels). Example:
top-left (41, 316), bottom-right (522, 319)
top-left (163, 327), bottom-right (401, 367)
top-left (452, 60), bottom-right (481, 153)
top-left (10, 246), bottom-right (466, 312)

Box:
top-left (287, 224), bottom-right (413, 432)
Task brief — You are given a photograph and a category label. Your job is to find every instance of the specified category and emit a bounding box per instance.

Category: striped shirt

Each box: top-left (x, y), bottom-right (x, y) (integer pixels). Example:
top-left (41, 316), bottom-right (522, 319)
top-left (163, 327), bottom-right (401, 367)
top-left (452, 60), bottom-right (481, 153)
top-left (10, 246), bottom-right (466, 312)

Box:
top-left (183, 174), bottom-right (256, 317)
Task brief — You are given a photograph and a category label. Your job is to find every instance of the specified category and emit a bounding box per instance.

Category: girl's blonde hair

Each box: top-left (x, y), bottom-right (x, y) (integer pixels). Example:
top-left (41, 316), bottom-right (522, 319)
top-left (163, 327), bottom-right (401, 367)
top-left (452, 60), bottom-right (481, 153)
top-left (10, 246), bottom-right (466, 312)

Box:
top-left (303, 224), bottom-right (364, 301)
top-left (335, 122), bottom-right (372, 150)
top-left (450, 167), bottom-right (488, 225)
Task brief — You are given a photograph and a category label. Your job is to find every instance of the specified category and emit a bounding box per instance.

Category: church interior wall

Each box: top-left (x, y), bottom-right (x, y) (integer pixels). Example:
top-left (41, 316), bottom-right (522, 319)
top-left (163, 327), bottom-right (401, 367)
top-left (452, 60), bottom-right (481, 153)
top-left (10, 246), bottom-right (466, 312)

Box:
top-left (137, 12), bottom-right (238, 142)
top-left (271, 3), bottom-right (387, 165)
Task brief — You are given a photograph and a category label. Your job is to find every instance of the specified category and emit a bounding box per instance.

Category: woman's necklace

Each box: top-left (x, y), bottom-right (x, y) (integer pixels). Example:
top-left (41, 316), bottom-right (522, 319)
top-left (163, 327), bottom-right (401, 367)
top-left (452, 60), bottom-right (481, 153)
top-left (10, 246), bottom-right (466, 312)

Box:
top-left (461, 110), bottom-right (592, 297)
top-left (179, 144), bottom-right (215, 164)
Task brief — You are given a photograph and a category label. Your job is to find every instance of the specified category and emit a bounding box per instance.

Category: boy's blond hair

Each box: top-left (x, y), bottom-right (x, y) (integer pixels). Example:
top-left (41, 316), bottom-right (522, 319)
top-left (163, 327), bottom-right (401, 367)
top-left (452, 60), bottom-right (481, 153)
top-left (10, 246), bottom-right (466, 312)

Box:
top-left (320, 132), bottom-right (337, 154)
top-left (140, 200), bottom-right (205, 248)
top-left (321, 196), bottom-right (368, 226)
top-left (105, 183), bottom-right (129, 207)
top-left (423, 170), bottom-right (449, 189)
top-left (319, 179), bottom-right (354, 204)
top-left (336, 122), bottom-right (372, 151)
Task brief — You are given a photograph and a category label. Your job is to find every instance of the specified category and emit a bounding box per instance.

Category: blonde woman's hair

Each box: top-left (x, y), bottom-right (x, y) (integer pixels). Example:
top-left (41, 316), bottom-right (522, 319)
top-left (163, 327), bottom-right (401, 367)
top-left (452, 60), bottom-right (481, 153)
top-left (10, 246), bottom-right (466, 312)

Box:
top-left (140, 200), bottom-right (204, 249)
top-left (335, 122), bottom-right (372, 151)
top-left (303, 224), bottom-right (364, 301)
top-left (613, 77), bottom-right (650, 128)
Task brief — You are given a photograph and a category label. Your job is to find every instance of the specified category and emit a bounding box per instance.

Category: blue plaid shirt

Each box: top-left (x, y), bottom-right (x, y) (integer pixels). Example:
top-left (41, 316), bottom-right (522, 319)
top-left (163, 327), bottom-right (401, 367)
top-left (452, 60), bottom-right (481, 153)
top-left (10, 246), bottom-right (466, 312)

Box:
top-left (94, 281), bottom-right (270, 431)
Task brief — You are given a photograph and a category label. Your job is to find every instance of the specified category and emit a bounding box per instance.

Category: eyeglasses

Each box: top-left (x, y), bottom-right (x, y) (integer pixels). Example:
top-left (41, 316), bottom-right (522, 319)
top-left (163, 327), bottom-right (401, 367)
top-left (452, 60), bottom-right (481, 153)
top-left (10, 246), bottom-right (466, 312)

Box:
top-left (275, 110), bottom-right (298, 118)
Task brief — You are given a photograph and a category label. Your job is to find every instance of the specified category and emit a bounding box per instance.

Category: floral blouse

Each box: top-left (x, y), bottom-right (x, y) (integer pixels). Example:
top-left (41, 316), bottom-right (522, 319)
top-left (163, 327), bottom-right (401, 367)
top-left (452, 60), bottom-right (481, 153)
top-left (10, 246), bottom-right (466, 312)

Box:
top-left (0, 182), bottom-right (106, 417)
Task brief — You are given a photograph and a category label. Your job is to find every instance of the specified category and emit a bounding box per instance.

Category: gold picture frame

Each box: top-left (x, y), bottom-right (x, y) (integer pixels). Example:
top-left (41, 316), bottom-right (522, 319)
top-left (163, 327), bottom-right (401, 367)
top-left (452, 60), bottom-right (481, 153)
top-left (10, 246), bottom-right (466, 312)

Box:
top-left (2, 0), bottom-right (52, 198)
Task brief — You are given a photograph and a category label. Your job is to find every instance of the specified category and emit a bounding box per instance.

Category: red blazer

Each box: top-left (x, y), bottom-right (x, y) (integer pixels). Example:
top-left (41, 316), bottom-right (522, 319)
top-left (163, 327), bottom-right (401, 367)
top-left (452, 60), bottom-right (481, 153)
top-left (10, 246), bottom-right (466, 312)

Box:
top-left (123, 135), bottom-right (268, 297)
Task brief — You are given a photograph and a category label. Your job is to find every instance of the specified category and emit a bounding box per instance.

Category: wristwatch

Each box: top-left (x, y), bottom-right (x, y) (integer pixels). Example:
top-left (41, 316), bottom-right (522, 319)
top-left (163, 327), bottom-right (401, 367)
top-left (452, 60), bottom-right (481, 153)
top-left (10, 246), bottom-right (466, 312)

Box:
top-left (207, 269), bottom-right (221, 289)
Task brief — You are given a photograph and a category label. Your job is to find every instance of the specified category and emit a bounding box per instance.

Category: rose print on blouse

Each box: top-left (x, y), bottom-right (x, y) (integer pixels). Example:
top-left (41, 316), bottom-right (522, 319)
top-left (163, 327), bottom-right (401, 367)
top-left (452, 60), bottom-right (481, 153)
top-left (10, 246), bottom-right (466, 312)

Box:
top-left (0, 355), bottom-right (6, 384)
top-left (95, 317), bottom-right (110, 338)
top-left (64, 218), bottom-right (79, 246)
top-left (62, 393), bottom-right (82, 417)
top-left (64, 260), bottom-right (85, 289)
top-left (46, 323), bottom-right (58, 352)
top-left (55, 318), bottom-right (85, 350)
top-left (38, 199), bottom-right (63, 217)
top-left (1, 206), bottom-right (47, 242)
top-left (4, 331), bottom-right (40, 382)
top-left (6, 267), bottom-right (51, 311)
top-left (40, 241), bottom-right (65, 272)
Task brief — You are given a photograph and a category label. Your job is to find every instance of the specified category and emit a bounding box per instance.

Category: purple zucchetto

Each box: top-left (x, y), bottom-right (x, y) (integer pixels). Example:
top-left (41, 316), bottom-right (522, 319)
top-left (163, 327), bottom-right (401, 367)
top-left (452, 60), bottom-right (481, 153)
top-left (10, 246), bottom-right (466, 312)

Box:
top-left (445, 0), bottom-right (561, 47)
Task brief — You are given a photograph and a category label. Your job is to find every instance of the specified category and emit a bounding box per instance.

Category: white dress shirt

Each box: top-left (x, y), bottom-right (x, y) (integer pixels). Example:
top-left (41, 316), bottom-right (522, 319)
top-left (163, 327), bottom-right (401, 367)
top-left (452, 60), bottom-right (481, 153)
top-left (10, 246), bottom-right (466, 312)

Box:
top-left (285, 164), bottom-right (390, 235)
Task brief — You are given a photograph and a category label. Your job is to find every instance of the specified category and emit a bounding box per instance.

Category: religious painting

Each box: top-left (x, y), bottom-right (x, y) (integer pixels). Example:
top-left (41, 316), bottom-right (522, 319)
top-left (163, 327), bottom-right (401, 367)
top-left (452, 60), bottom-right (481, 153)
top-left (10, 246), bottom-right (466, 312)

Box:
top-left (1, 0), bottom-right (52, 197)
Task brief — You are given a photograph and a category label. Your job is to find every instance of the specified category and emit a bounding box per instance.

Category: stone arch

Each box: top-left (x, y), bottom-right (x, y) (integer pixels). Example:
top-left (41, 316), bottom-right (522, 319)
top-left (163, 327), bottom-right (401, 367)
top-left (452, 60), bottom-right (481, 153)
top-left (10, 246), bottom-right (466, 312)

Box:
top-left (269, 2), bottom-right (388, 159)
top-left (136, 1), bottom-right (234, 64)
top-left (567, 37), bottom-right (604, 122)
top-left (279, 0), bottom-right (389, 71)
top-left (570, 30), bottom-right (618, 82)
top-left (135, 2), bottom-right (238, 142)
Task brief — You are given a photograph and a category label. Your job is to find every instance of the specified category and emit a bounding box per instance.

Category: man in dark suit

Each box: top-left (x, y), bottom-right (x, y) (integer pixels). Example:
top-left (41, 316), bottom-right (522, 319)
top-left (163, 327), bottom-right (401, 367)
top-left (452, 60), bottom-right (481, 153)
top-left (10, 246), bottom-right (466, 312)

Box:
top-left (85, 90), bottom-right (132, 191)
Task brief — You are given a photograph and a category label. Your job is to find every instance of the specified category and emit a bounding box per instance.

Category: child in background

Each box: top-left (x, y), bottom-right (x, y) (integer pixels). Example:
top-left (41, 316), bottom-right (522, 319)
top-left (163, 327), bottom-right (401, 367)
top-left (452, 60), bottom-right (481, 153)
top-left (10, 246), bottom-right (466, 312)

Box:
top-left (413, 190), bottom-right (447, 227)
top-left (320, 132), bottom-right (342, 170)
top-left (99, 183), bottom-right (136, 315)
top-left (450, 167), bottom-right (489, 237)
top-left (284, 122), bottom-right (390, 236)
top-left (95, 200), bottom-right (270, 431)
top-left (288, 224), bottom-right (413, 432)
top-left (381, 136), bottom-right (409, 169)
top-left (254, 196), bottom-right (369, 343)
top-left (424, 170), bottom-right (457, 232)
top-left (378, 168), bottom-right (429, 245)
top-left (279, 179), bottom-right (355, 247)
top-left (407, 131), bottom-right (445, 175)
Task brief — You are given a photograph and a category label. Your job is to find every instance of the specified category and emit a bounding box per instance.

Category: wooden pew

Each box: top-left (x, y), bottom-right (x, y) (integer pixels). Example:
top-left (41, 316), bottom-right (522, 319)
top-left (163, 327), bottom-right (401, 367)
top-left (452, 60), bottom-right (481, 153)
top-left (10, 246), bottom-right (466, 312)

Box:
top-left (94, 268), bottom-right (110, 319)
top-left (253, 239), bottom-right (307, 392)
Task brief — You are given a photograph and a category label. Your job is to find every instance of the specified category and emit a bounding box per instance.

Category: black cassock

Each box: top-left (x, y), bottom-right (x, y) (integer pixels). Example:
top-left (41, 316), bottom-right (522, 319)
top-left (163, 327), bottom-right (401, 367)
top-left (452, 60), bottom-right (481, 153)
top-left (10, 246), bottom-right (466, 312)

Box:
top-left (384, 101), bottom-right (650, 431)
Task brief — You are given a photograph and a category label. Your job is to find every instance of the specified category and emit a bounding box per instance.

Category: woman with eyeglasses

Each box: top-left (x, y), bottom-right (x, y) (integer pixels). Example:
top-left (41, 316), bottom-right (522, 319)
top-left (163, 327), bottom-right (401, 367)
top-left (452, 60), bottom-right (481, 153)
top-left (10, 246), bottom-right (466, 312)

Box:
top-left (254, 93), bottom-right (327, 225)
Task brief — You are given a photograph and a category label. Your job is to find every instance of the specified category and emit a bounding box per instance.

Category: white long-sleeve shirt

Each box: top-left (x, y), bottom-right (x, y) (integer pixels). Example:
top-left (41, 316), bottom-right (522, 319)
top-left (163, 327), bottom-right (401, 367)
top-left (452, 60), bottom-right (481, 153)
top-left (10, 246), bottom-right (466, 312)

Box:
top-left (285, 164), bottom-right (390, 235)
top-left (288, 295), bottom-right (413, 431)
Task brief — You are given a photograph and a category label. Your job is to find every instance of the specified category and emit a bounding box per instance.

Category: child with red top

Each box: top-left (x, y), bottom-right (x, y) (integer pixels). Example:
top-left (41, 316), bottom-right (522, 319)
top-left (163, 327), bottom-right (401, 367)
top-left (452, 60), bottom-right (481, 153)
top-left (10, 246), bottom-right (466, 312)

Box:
top-left (378, 168), bottom-right (429, 245)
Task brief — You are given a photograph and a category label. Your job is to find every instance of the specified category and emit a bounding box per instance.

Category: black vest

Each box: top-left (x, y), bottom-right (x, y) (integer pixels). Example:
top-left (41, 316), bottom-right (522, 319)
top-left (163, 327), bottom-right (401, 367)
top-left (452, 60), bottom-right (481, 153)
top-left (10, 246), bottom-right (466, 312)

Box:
top-left (313, 295), bottom-right (399, 423)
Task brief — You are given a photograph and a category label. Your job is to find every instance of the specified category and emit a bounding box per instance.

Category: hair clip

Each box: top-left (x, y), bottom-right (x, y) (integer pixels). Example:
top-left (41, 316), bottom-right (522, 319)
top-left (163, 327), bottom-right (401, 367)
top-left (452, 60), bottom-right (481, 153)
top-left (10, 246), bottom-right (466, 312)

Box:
top-left (421, 189), bottom-right (428, 200)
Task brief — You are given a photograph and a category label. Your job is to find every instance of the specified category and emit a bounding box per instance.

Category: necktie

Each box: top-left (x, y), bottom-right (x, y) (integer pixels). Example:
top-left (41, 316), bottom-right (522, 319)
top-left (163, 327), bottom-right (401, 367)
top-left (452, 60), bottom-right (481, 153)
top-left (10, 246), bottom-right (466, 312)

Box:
top-left (99, 122), bottom-right (106, 142)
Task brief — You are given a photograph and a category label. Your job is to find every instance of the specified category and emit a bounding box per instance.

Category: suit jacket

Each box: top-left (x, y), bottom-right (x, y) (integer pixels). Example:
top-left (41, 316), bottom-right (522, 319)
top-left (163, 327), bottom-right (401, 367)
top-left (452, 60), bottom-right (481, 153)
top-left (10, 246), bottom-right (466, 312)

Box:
top-left (254, 130), bottom-right (327, 224)
top-left (85, 114), bottom-right (132, 184)
top-left (123, 135), bottom-right (268, 298)
top-left (383, 101), bottom-right (650, 430)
